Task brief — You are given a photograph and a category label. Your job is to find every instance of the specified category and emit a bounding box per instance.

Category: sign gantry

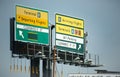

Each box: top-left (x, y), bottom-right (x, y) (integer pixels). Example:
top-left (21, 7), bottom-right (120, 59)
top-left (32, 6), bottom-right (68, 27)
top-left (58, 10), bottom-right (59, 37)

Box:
top-left (55, 14), bottom-right (84, 54)
top-left (16, 5), bottom-right (49, 45)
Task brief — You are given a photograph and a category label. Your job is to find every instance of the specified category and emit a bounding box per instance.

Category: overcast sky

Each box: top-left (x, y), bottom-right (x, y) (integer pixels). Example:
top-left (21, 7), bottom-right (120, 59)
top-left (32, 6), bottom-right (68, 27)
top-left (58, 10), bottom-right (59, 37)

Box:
top-left (0, 0), bottom-right (120, 77)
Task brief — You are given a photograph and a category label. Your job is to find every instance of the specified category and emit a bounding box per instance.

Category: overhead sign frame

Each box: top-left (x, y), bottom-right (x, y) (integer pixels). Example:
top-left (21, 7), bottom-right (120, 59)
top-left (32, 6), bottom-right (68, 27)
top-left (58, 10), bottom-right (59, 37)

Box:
top-left (55, 13), bottom-right (84, 54)
top-left (15, 5), bottom-right (49, 45)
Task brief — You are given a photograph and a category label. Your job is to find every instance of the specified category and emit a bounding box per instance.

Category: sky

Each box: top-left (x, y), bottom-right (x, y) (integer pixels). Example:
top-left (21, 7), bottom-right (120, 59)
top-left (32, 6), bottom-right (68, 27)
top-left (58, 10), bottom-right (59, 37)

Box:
top-left (0, 0), bottom-right (120, 77)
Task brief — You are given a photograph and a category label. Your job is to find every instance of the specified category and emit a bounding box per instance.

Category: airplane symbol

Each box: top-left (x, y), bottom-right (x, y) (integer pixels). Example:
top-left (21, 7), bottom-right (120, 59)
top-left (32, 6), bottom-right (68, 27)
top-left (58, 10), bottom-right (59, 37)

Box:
top-left (19, 30), bottom-right (24, 39)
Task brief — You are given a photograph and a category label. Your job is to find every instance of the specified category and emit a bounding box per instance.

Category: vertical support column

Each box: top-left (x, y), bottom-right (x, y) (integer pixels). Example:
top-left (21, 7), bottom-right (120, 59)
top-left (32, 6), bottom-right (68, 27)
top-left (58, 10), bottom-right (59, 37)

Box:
top-left (83, 33), bottom-right (86, 64)
top-left (43, 59), bottom-right (52, 77)
top-left (43, 60), bottom-right (47, 77)
top-left (89, 53), bottom-right (91, 59)
top-left (98, 55), bottom-right (99, 65)
top-left (53, 46), bottom-right (56, 77)
top-left (43, 25), bottom-right (54, 77)
top-left (30, 58), bottom-right (39, 77)
top-left (95, 55), bottom-right (96, 65)
top-left (42, 45), bottom-right (48, 77)
top-left (10, 17), bottom-right (15, 52)
top-left (83, 32), bottom-right (88, 64)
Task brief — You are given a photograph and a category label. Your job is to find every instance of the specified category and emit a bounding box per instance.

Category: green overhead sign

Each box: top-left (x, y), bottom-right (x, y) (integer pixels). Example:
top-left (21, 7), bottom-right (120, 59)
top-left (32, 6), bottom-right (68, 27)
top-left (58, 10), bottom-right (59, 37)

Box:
top-left (15, 5), bottom-right (49, 45)
top-left (55, 14), bottom-right (84, 54)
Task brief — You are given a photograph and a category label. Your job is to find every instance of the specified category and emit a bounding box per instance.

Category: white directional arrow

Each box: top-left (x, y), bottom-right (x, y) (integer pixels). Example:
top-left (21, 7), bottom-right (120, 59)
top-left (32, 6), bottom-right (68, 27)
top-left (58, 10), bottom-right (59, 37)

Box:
top-left (78, 44), bottom-right (81, 50)
top-left (19, 30), bottom-right (24, 39)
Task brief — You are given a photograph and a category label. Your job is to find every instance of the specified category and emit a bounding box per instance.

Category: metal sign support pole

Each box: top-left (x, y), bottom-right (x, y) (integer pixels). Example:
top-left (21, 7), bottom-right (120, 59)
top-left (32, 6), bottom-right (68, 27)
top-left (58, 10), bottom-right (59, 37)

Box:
top-left (42, 25), bottom-right (54, 77)
top-left (30, 58), bottom-right (39, 77)
top-left (53, 46), bottom-right (56, 77)
top-left (43, 59), bottom-right (52, 77)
